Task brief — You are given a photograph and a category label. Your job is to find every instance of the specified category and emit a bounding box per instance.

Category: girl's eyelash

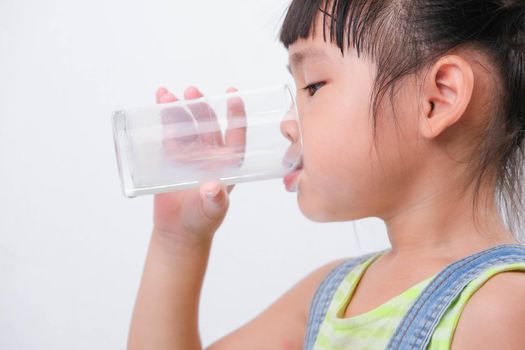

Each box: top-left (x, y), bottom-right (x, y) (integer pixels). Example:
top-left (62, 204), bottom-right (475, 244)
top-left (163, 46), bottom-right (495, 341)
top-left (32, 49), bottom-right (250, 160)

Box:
top-left (302, 82), bottom-right (325, 96)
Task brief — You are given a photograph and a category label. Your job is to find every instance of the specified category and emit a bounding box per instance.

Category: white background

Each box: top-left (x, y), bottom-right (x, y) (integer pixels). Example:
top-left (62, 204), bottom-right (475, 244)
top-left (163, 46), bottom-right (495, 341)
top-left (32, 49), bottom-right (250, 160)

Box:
top-left (0, 0), bottom-right (390, 348)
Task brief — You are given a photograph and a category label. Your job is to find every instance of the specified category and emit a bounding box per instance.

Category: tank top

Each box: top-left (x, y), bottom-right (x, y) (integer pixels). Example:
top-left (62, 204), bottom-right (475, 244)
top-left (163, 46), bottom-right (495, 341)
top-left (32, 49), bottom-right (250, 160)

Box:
top-left (310, 246), bottom-right (525, 350)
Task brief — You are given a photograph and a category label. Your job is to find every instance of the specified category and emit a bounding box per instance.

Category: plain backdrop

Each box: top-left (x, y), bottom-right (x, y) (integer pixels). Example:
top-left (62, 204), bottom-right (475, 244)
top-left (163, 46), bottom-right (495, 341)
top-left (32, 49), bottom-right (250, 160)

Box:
top-left (0, 0), bottom-right (391, 348)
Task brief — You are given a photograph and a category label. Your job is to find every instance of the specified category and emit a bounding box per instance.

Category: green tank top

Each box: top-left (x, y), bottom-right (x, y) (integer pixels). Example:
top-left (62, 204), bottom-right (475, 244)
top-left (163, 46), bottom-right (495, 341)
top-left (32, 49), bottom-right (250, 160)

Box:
top-left (313, 251), bottom-right (525, 349)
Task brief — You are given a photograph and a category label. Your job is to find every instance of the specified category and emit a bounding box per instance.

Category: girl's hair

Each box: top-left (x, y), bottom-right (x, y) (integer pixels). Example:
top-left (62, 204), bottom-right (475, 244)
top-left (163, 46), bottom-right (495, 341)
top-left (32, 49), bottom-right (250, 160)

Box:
top-left (278, 0), bottom-right (525, 242)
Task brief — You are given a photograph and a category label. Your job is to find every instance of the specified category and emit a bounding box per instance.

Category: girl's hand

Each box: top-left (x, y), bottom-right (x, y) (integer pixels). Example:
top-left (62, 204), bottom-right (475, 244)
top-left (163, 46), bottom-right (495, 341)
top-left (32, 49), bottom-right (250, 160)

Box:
top-left (152, 86), bottom-right (247, 245)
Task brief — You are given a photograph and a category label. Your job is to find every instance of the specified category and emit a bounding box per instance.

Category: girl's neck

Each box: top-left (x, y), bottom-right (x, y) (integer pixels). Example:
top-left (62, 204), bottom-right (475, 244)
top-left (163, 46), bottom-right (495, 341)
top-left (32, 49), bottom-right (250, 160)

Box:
top-left (380, 179), bottom-right (517, 263)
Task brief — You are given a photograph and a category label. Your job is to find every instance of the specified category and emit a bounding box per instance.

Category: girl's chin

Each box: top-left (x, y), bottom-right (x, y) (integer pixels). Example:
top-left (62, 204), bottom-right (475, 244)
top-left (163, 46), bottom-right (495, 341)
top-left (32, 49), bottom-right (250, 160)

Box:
top-left (296, 187), bottom-right (360, 222)
top-left (294, 176), bottom-right (328, 221)
top-left (296, 189), bottom-right (332, 222)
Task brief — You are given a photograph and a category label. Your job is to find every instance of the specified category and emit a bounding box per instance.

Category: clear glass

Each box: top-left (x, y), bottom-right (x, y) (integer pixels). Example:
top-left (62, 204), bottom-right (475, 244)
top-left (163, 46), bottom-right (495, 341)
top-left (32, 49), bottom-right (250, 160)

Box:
top-left (111, 84), bottom-right (302, 198)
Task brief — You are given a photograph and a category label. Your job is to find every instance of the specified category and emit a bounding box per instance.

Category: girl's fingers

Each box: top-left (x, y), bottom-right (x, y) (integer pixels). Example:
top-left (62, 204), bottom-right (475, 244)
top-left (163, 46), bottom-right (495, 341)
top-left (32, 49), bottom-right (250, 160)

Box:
top-left (184, 86), bottom-right (203, 100)
top-left (156, 87), bottom-right (178, 104)
top-left (159, 92), bottom-right (178, 103)
top-left (225, 87), bottom-right (247, 166)
top-left (156, 87), bottom-right (168, 103)
top-left (184, 86), bottom-right (224, 147)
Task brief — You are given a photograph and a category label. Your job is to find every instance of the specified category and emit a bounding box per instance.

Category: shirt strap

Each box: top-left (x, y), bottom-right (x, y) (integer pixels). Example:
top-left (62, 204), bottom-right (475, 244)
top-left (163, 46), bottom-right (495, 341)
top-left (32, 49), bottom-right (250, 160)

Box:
top-left (303, 250), bottom-right (385, 349)
top-left (386, 243), bottom-right (525, 350)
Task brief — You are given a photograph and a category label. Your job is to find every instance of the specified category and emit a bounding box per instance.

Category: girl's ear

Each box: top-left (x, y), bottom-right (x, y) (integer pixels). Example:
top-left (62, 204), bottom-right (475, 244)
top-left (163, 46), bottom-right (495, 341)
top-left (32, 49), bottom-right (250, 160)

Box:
top-left (419, 55), bottom-right (474, 139)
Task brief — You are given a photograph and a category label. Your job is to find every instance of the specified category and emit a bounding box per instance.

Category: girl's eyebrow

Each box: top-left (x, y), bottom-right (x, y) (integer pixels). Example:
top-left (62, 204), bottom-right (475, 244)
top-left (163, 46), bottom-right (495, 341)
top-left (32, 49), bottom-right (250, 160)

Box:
top-left (287, 48), bottom-right (330, 75)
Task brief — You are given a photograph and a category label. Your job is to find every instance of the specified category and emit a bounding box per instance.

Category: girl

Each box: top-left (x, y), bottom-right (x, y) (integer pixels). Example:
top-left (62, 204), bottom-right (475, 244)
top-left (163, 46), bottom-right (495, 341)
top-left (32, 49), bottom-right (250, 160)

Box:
top-left (128, 0), bottom-right (525, 349)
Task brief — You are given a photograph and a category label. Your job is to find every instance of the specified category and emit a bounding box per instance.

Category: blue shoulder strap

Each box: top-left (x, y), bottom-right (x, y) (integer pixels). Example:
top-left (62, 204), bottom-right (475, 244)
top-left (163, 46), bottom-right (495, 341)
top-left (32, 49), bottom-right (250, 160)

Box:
top-left (386, 243), bottom-right (525, 350)
top-left (303, 250), bottom-right (384, 350)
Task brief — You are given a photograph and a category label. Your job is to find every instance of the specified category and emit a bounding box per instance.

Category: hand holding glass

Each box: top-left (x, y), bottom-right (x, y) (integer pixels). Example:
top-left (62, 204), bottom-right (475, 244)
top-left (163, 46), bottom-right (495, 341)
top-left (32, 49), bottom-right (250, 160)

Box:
top-left (111, 84), bottom-right (303, 198)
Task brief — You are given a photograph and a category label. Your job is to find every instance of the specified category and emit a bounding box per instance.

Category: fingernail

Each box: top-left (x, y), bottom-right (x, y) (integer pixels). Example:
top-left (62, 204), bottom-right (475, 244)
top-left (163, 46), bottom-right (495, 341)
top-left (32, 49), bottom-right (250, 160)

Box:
top-left (205, 186), bottom-right (221, 200)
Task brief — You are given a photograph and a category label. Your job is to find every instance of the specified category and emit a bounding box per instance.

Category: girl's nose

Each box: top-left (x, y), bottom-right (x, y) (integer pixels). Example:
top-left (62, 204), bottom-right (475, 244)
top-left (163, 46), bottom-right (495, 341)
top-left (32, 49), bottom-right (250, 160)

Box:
top-left (280, 115), bottom-right (300, 144)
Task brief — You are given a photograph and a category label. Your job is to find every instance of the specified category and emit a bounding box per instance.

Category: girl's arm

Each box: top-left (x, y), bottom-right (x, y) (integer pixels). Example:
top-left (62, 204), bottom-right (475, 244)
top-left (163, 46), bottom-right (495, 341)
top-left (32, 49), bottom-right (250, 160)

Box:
top-left (128, 222), bottom-right (345, 350)
top-left (128, 228), bottom-right (213, 350)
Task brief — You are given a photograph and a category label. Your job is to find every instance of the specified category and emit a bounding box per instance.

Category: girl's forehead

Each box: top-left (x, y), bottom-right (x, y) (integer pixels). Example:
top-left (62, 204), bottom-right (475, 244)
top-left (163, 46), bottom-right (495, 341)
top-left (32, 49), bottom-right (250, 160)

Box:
top-left (288, 38), bottom-right (350, 64)
top-left (287, 45), bottom-right (332, 74)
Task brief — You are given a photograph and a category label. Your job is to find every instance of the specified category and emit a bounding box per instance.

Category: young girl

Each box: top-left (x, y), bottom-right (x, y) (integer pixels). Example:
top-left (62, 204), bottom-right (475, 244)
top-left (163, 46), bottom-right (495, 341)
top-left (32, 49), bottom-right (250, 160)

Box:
top-left (128, 0), bottom-right (525, 349)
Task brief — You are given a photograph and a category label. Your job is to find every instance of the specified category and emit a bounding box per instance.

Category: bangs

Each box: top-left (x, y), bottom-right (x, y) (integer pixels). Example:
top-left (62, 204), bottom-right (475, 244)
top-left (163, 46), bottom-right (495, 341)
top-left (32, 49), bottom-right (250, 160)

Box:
top-left (279, 0), bottom-right (395, 59)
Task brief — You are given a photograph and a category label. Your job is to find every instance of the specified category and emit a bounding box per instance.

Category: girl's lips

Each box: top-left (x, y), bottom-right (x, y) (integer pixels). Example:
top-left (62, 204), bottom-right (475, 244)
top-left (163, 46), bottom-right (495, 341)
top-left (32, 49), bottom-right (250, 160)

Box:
top-left (284, 167), bottom-right (303, 192)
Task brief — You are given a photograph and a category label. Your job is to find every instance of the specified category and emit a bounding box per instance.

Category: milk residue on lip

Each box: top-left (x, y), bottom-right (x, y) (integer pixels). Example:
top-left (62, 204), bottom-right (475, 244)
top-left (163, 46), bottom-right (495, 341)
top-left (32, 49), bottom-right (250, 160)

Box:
top-left (282, 155), bottom-right (300, 169)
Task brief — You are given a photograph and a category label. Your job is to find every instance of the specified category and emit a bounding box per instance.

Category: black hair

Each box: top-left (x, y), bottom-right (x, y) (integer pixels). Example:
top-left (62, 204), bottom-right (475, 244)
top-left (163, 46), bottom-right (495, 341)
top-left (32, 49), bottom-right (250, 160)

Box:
top-left (279, 0), bottom-right (525, 241)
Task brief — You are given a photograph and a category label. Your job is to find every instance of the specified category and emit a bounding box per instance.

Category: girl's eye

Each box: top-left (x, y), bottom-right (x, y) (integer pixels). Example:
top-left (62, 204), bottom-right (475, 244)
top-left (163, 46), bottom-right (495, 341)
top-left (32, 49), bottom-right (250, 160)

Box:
top-left (302, 82), bottom-right (325, 97)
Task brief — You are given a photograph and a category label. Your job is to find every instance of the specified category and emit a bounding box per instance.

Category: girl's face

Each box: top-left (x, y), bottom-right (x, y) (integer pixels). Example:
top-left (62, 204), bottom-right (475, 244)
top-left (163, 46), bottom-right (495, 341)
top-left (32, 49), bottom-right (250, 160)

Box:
top-left (287, 16), bottom-right (425, 222)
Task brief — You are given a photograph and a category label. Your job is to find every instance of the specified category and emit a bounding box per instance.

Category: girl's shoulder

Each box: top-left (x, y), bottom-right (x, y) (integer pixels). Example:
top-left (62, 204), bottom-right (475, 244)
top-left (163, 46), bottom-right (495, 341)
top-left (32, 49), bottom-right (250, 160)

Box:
top-left (448, 268), bottom-right (525, 349)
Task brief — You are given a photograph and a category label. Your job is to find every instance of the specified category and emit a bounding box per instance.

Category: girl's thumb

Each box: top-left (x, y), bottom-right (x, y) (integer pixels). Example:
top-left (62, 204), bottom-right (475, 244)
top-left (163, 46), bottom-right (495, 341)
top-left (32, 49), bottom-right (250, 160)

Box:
top-left (199, 181), bottom-right (230, 221)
